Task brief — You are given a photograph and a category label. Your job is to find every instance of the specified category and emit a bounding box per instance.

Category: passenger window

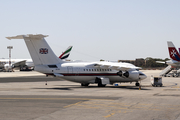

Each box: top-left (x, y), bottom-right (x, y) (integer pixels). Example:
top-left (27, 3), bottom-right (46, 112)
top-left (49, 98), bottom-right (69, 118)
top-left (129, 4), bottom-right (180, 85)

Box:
top-left (86, 69), bottom-right (88, 71)
top-left (89, 69), bottom-right (91, 71)
top-left (92, 69), bottom-right (93, 71)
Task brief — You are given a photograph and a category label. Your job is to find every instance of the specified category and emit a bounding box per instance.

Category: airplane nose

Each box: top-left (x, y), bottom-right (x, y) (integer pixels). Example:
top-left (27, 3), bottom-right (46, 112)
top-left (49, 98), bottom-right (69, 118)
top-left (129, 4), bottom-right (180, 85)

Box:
top-left (139, 71), bottom-right (147, 80)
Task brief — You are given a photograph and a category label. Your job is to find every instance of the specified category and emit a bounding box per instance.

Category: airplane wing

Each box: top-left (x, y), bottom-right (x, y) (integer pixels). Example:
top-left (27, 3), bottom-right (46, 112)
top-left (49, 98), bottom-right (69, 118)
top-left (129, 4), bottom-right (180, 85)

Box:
top-left (87, 62), bottom-right (141, 71)
top-left (59, 46), bottom-right (73, 59)
top-left (54, 73), bottom-right (64, 77)
top-left (156, 61), bottom-right (166, 64)
top-left (13, 60), bottom-right (26, 67)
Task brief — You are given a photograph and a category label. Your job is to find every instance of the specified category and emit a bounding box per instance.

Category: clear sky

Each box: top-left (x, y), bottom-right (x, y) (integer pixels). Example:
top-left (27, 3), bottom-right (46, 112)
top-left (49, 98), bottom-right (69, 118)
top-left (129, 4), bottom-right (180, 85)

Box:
top-left (0, 0), bottom-right (180, 61)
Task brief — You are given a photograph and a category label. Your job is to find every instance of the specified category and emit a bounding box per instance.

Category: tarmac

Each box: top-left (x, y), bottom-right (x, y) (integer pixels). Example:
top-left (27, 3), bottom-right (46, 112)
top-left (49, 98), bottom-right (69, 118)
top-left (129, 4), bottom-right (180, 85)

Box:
top-left (0, 70), bottom-right (180, 120)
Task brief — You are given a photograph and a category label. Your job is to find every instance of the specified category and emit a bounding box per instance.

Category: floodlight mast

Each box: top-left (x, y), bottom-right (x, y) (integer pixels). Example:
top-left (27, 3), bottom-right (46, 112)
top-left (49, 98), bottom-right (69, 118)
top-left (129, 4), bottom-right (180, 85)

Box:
top-left (7, 46), bottom-right (13, 71)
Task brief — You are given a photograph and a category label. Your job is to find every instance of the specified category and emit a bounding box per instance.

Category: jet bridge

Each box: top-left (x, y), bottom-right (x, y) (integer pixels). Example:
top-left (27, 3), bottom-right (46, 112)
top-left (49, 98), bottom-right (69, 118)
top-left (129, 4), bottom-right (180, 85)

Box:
top-left (159, 65), bottom-right (173, 77)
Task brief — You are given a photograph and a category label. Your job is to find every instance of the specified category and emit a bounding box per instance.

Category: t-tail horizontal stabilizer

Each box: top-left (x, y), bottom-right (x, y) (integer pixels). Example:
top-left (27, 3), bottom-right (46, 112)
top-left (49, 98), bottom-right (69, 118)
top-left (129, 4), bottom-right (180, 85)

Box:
top-left (6, 34), bottom-right (62, 65)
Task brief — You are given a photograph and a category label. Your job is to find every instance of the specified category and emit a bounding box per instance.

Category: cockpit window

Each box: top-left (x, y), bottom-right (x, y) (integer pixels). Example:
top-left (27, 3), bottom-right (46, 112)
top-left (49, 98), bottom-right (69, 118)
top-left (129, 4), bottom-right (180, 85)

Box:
top-left (139, 73), bottom-right (145, 75)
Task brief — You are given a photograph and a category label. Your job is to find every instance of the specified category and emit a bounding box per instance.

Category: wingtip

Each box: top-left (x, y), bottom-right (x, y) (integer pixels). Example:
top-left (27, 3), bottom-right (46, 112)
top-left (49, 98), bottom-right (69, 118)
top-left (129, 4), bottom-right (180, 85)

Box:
top-left (6, 37), bottom-right (11, 40)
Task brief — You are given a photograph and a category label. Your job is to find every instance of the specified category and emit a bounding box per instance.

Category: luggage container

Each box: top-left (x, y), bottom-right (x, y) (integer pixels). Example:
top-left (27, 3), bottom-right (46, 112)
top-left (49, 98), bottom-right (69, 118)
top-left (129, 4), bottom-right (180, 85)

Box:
top-left (151, 76), bottom-right (163, 87)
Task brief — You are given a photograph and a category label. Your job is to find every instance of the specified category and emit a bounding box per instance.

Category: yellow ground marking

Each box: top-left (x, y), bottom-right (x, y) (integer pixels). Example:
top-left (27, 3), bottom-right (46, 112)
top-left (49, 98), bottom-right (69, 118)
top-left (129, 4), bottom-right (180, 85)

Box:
top-left (82, 103), bottom-right (110, 106)
top-left (110, 103), bottom-right (153, 107)
top-left (110, 103), bottom-right (131, 106)
top-left (171, 86), bottom-right (180, 88)
top-left (104, 113), bottom-right (115, 118)
top-left (79, 106), bottom-right (100, 109)
top-left (79, 104), bottom-right (109, 109)
top-left (64, 101), bottom-right (83, 108)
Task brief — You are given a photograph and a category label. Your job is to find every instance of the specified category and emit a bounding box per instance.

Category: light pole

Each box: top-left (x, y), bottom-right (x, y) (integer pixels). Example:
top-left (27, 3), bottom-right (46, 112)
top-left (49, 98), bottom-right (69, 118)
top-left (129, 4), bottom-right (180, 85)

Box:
top-left (7, 46), bottom-right (13, 71)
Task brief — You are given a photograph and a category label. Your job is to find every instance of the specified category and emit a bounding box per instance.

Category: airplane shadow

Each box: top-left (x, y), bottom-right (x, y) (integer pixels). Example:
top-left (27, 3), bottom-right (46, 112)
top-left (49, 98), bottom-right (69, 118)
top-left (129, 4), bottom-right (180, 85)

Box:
top-left (33, 87), bottom-right (71, 90)
top-left (33, 85), bottom-right (151, 91)
top-left (55, 85), bottom-right (151, 90)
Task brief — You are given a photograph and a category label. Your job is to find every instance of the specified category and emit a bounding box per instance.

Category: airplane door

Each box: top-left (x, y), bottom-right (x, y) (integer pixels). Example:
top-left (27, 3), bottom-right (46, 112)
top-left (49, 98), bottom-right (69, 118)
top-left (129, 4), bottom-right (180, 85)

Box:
top-left (67, 67), bottom-right (73, 73)
top-left (75, 68), bottom-right (81, 76)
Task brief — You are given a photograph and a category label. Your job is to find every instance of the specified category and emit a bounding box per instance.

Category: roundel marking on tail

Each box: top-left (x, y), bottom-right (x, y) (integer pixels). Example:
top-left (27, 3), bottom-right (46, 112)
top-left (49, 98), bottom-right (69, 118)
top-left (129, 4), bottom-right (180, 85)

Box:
top-left (39, 48), bottom-right (48, 54)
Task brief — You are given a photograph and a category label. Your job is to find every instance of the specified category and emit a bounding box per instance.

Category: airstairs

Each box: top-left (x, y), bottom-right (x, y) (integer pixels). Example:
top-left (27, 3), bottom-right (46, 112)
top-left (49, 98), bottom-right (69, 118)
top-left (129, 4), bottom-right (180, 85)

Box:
top-left (159, 65), bottom-right (173, 77)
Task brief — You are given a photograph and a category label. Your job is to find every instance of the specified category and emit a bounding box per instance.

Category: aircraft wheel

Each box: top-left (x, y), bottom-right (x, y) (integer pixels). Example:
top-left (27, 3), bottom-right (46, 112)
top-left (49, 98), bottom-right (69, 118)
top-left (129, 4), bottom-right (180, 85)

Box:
top-left (81, 83), bottom-right (89, 86)
top-left (135, 82), bottom-right (139, 86)
top-left (98, 83), bottom-right (106, 87)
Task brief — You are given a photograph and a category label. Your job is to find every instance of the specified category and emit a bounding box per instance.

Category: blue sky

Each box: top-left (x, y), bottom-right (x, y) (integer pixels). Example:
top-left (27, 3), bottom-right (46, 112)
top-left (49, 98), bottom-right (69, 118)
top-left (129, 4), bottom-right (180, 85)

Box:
top-left (0, 0), bottom-right (180, 61)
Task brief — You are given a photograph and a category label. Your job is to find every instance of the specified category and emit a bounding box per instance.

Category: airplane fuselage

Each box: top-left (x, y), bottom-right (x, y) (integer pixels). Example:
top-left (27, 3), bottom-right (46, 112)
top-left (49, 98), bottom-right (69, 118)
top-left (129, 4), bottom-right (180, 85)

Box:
top-left (166, 60), bottom-right (180, 67)
top-left (35, 62), bottom-right (146, 84)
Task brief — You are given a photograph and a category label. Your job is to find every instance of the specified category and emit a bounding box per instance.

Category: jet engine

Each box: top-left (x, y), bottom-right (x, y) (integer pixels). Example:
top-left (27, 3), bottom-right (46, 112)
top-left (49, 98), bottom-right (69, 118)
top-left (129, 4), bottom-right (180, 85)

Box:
top-left (117, 70), bottom-right (139, 80)
top-left (128, 71), bottom-right (139, 80)
top-left (123, 71), bottom-right (129, 78)
top-left (117, 71), bottom-right (122, 76)
top-left (117, 71), bottom-right (129, 78)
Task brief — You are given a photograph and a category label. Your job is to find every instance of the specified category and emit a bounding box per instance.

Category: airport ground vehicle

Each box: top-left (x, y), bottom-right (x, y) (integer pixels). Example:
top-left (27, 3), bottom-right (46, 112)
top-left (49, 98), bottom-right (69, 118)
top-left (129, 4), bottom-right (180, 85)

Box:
top-left (151, 76), bottom-right (163, 87)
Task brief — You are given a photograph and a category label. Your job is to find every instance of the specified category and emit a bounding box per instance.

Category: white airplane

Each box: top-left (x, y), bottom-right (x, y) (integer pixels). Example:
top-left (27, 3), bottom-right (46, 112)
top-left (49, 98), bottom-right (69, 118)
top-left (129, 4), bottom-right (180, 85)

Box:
top-left (0, 46), bottom-right (73, 72)
top-left (157, 41), bottom-right (180, 77)
top-left (157, 41), bottom-right (180, 66)
top-left (0, 59), bottom-right (33, 71)
top-left (6, 34), bottom-right (147, 87)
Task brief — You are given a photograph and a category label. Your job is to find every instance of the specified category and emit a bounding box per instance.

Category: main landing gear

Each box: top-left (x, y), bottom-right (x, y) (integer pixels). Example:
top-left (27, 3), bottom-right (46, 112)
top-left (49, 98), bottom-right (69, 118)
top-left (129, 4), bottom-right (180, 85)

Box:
top-left (135, 82), bottom-right (140, 86)
top-left (95, 77), bottom-right (106, 87)
top-left (81, 83), bottom-right (89, 86)
top-left (98, 82), bottom-right (106, 87)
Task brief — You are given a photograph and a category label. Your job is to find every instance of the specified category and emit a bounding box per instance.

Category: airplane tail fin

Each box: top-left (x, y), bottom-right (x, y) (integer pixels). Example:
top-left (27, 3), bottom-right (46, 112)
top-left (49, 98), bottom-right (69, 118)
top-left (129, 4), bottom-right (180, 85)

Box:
top-left (59, 46), bottom-right (73, 59)
top-left (6, 34), bottom-right (62, 65)
top-left (167, 41), bottom-right (180, 61)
